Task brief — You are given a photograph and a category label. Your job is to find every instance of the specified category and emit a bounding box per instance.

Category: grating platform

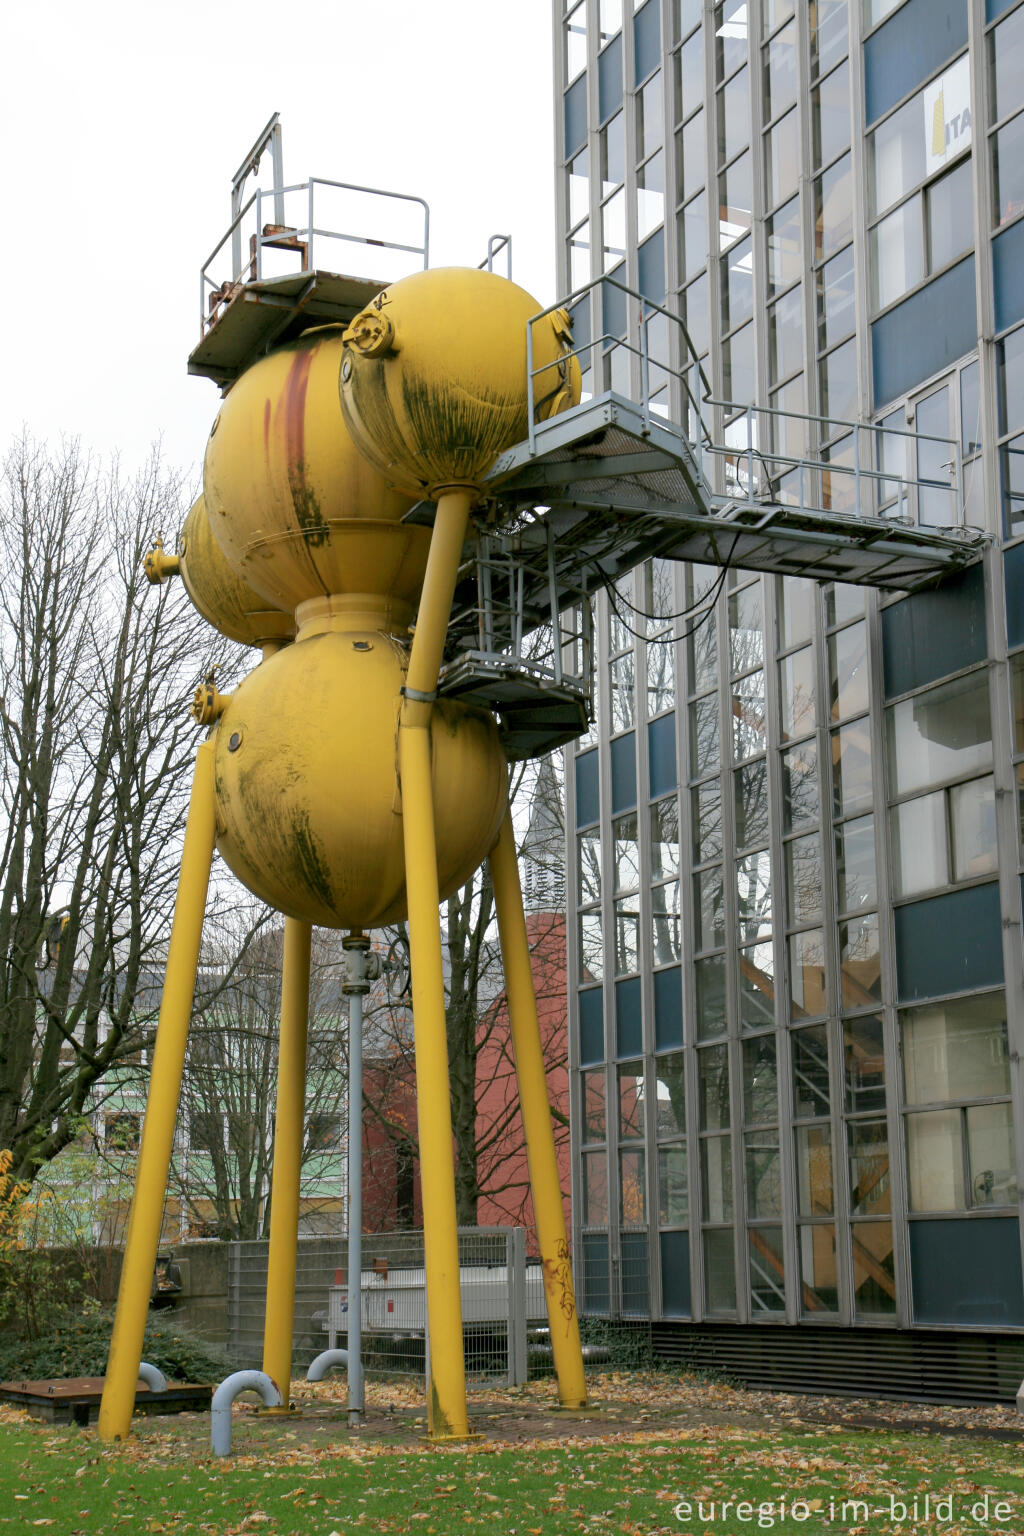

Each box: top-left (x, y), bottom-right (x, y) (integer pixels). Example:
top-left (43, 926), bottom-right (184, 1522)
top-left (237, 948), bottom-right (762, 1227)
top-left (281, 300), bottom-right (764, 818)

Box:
top-left (0, 1376), bottom-right (213, 1426)
top-left (482, 393), bottom-right (987, 595)
top-left (188, 269), bottom-right (384, 386)
top-left (438, 651), bottom-right (590, 761)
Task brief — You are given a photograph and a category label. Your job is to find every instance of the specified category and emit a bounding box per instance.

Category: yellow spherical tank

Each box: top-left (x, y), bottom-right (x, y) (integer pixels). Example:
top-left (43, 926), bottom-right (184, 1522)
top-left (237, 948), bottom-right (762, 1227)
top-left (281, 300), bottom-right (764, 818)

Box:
top-left (339, 268), bottom-right (581, 496)
top-left (176, 495), bottom-right (296, 650)
top-left (202, 326), bottom-right (429, 621)
top-left (212, 630), bottom-right (508, 928)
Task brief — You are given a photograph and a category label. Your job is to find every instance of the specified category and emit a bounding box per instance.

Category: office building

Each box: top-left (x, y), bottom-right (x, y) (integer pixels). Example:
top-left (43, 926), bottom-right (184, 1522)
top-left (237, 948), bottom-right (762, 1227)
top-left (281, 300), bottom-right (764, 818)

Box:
top-left (554, 0), bottom-right (1024, 1395)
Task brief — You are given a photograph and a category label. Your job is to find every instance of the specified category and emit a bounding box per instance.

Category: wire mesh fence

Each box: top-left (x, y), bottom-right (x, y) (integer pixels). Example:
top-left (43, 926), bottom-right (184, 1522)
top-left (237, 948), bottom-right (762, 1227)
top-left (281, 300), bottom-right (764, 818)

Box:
top-left (226, 1226), bottom-right (548, 1385)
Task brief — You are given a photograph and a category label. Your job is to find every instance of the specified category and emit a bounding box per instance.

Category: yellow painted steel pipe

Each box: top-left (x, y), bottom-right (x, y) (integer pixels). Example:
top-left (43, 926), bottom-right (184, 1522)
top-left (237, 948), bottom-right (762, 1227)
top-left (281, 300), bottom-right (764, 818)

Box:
top-left (98, 739), bottom-right (218, 1442)
top-left (261, 917), bottom-right (312, 1407)
top-left (490, 811), bottom-right (589, 1409)
top-left (396, 487), bottom-right (476, 1440)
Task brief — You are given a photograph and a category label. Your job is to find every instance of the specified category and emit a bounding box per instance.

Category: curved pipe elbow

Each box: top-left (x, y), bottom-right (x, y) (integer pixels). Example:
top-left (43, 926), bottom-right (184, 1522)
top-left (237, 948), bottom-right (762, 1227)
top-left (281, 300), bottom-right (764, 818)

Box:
top-left (306, 1348), bottom-right (350, 1383)
top-left (210, 1370), bottom-right (283, 1457)
top-left (137, 1361), bottom-right (168, 1394)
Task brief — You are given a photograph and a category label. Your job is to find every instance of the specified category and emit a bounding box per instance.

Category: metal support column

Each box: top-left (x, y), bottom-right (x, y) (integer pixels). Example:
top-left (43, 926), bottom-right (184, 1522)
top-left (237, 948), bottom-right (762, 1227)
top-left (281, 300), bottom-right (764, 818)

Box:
top-left (342, 932), bottom-right (377, 1427)
top-left (98, 739), bottom-right (218, 1442)
top-left (489, 811), bottom-right (589, 1408)
top-left (261, 917), bottom-right (312, 1408)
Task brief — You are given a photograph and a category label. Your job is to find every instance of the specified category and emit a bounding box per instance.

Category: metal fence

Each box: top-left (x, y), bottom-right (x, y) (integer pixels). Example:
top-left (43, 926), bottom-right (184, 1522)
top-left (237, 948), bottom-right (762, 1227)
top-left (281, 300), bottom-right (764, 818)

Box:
top-left (226, 1226), bottom-right (545, 1386)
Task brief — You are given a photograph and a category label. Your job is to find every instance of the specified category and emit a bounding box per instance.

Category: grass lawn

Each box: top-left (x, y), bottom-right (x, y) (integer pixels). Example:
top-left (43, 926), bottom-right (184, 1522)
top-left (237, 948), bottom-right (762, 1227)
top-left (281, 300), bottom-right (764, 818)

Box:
top-left (1, 1374), bottom-right (1022, 1535)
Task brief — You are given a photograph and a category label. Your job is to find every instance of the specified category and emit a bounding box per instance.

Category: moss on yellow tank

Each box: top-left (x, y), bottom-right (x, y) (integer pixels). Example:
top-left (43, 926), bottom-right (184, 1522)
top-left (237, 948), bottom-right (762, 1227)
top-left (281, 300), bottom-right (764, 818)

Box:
top-left (203, 326), bottom-right (429, 618)
top-left (339, 268), bottom-right (581, 497)
top-left (176, 495), bottom-right (295, 650)
top-left (212, 630), bottom-right (507, 928)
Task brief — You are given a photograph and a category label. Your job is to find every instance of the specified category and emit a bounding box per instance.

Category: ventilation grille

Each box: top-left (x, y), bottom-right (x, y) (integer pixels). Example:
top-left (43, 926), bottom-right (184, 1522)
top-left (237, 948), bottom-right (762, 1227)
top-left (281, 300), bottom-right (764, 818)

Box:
top-left (650, 1323), bottom-right (1024, 1405)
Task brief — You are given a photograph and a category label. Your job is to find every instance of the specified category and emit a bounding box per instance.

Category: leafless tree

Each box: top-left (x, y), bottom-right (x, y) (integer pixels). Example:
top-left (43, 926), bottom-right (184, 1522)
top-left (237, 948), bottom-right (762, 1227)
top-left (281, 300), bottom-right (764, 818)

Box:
top-left (0, 435), bottom-right (211, 1184)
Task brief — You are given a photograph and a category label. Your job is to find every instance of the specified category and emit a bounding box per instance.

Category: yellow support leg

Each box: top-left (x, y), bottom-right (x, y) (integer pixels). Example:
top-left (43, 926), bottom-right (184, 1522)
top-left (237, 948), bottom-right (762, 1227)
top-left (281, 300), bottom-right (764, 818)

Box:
top-left (98, 739), bottom-right (217, 1442)
top-left (261, 917), bottom-right (312, 1408)
top-left (490, 811), bottom-right (589, 1409)
top-left (399, 485), bottom-right (474, 1441)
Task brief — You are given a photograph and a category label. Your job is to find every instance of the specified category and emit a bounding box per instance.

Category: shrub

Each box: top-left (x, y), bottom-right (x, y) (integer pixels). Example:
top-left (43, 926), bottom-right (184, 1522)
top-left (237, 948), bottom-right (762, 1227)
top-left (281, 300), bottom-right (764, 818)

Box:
top-left (0, 1309), bottom-right (232, 1384)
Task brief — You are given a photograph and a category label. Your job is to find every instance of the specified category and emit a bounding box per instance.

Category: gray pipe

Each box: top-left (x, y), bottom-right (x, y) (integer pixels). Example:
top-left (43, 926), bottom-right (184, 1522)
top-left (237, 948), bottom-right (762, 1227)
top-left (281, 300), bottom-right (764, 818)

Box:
top-left (137, 1361), bottom-right (168, 1394)
top-left (306, 1347), bottom-right (350, 1382)
top-left (210, 1370), bottom-right (283, 1457)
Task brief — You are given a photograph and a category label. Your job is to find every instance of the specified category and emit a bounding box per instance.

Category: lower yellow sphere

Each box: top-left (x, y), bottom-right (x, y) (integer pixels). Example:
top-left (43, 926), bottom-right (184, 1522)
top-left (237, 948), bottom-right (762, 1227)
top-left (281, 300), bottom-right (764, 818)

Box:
top-left (213, 631), bottom-right (507, 927)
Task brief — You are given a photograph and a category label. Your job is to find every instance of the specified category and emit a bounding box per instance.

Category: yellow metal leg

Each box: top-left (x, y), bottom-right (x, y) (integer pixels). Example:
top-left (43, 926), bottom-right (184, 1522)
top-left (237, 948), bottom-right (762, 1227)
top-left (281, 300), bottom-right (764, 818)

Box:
top-left (98, 740), bottom-right (217, 1442)
top-left (398, 486), bottom-right (474, 1441)
top-left (261, 917), bottom-right (312, 1408)
top-left (490, 811), bottom-right (589, 1409)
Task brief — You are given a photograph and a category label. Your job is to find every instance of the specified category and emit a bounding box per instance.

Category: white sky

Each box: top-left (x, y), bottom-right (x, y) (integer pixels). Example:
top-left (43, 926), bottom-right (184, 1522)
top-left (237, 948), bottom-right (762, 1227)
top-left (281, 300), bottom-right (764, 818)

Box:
top-left (2, 0), bottom-right (557, 478)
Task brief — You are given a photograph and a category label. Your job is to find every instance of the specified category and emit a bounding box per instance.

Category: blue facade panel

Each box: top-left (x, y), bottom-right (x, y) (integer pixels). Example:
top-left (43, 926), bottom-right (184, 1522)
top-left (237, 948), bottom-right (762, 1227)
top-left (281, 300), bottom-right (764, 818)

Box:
top-left (864, 0), bottom-right (968, 125)
top-left (872, 257), bottom-right (976, 407)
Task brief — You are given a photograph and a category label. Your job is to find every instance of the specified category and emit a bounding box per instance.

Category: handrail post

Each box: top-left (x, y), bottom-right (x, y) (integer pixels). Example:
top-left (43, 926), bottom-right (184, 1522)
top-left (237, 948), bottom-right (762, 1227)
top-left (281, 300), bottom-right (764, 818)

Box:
top-left (527, 322), bottom-right (537, 455)
top-left (954, 432), bottom-right (964, 525)
top-left (854, 424), bottom-right (861, 516)
top-left (747, 405), bottom-right (754, 504)
top-left (255, 189), bottom-right (262, 280)
top-left (308, 178), bottom-right (315, 271)
top-left (640, 304), bottom-right (651, 435)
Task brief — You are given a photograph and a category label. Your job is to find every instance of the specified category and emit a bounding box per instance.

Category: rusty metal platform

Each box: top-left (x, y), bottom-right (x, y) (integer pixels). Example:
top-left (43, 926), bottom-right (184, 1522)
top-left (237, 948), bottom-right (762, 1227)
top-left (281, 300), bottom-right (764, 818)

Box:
top-left (0, 1376), bottom-right (213, 1426)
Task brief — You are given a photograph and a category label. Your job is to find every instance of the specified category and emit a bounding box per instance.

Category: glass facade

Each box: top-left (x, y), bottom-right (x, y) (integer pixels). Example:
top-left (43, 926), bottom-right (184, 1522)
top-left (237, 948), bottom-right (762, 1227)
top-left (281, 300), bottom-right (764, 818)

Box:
top-left (557, 0), bottom-right (1024, 1332)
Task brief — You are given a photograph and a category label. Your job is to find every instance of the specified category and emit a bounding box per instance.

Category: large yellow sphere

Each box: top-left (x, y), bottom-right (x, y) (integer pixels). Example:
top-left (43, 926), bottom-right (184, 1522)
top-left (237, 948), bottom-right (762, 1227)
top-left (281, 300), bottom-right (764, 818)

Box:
top-left (203, 326), bottom-right (429, 619)
top-left (213, 632), bottom-right (507, 927)
top-left (339, 267), bottom-right (581, 496)
top-left (177, 495), bottom-right (295, 650)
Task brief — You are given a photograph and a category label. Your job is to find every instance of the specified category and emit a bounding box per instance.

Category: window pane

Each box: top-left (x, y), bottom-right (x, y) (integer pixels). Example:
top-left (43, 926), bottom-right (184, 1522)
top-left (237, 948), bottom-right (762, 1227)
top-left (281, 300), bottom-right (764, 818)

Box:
top-left (832, 720), bottom-right (873, 816)
top-left (583, 1068), bottom-right (607, 1143)
top-left (992, 113), bottom-right (1024, 229)
top-left (950, 775), bottom-right (998, 882)
top-left (903, 994), bottom-right (1011, 1103)
top-left (578, 830), bottom-right (602, 904)
top-left (718, 66), bottom-right (750, 163)
top-left (927, 159), bottom-right (973, 273)
top-left (699, 1042), bottom-right (731, 1127)
top-left (750, 1225), bottom-right (786, 1312)
top-left (849, 1118), bottom-right (890, 1216)
top-left (715, 0), bottom-right (748, 80)
top-left (799, 1224), bottom-right (838, 1314)
top-left (786, 833), bottom-right (823, 922)
top-left (693, 781), bottom-right (723, 862)
top-left (839, 911), bottom-right (881, 1008)
top-left (765, 108), bottom-right (799, 208)
top-left (701, 1135), bottom-right (734, 1220)
top-left (872, 195), bottom-right (924, 310)
top-left (658, 1145), bottom-right (689, 1222)
top-left (602, 110), bottom-right (626, 192)
top-left (816, 244), bottom-right (855, 352)
top-left (780, 645), bottom-right (816, 740)
top-left (891, 792), bottom-right (947, 898)
top-left (736, 847), bottom-right (772, 938)
top-left (695, 867), bottom-right (726, 950)
top-left (719, 149), bottom-right (752, 247)
top-left (732, 670), bottom-right (767, 761)
top-left (678, 107), bottom-right (706, 204)
top-left (735, 759), bottom-right (770, 847)
top-left (835, 813), bottom-right (876, 914)
top-left (828, 620), bottom-right (868, 721)
top-left (690, 695), bottom-right (720, 775)
top-left (844, 1012), bottom-right (886, 1114)
top-left (656, 1053), bottom-right (687, 1137)
top-left (652, 879), bottom-right (681, 964)
top-left (743, 1035), bottom-right (778, 1123)
top-left (722, 235), bottom-right (755, 331)
top-left (815, 154), bottom-right (852, 260)
top-left (766, 195), bottom-right (802, 294)
top-left (887, 672), bottom-right (992, 797)
top-left (580, 911), bottom-right (605, 981)
top-left (696, 953), bottom-right (727, 1038)
top-left (615, 897), bottom-right (640, 973)
top-left (740, 942), bottom-right (775, 1030)
top-left (637, 152), bottom-right (665, 239)
top-left (966, 1103), bottom-right (1017, 1207)
top-left (871, 93), bottom-right (926, 217)
top-left (825, 582), bottom-right (865, 629)
top-left (813, 59), bottom-right (850, 170)
top-left (906, 1108), bottom-right (963, 1212)
top-left (583, 1148), bottom-right (610, 1224)
top-left (568, 146), bottom-right (589, 225)
top-left (819, 338), bottom-right (858, 426)
top-left (723, 321), bottom-right (755, 403)
top-left (618, 1062), bottom-right (645, 1139)
top-left (852, 1221), bottom-right (896, 1315)
top-left (637, 69), bottom-right (663, 161)
top-left (746, 1132), bottom-right (783, 1218)
top-left (793, 1023), bottom-right (831, 1118)
top-left (602, 186), bottom-right (627, 268)
top-left (620, 1148), bottom-right (647, 1225)
top-left (991, 3), bottom-right (1024, 123)
top-left (768, 281), bottom-right (804, 384)
top-left (796, 1123), bottom-right (833, 1216)
top-left (961, 360), bottom-right (981, 458)
top-left (570, 221), bottom-right (592, 287)
top-left (613, 812), bottom-right (640, 890)
top-left (650, 796), bottom-right (680, 879)
top-left (764, 18), bottom-right (797, 121)
top-left (790, 927), bottom-right (827, 1018)
top-left (778, 575), bottom-right (816, 650)
top-left (811, 0), bottom-right (847, 77)
top-left (681, 194), bottom-right (708, 280)
top-left (704, 1226), bottom-right (737, 1310)
top-left (782, 740), bottom-right (818, 830)
top-left (566, 1), bottom-right (587, 81)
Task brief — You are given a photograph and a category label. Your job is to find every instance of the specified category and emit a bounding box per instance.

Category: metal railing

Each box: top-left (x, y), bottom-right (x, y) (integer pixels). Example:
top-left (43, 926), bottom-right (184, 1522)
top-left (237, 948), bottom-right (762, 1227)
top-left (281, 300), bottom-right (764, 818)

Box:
top-left (524, 275), bottom-right (973, 532)
top-left (199, 177), bottom-right (430, 338)
top-left (478, 233), bottom-right (513, 279)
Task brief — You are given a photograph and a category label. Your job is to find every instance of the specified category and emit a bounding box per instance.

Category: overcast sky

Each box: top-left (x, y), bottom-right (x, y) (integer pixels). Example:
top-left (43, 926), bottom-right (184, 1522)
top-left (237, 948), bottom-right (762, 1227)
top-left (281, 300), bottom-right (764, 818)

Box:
top-left (2, 0), bottom-right (557, 479)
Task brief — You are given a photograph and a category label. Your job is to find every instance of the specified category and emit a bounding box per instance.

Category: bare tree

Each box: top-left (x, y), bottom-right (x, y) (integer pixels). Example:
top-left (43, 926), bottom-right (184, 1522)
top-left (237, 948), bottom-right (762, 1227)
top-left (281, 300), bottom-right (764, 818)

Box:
top-left (0, 435), bottom-right (209, 1184)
